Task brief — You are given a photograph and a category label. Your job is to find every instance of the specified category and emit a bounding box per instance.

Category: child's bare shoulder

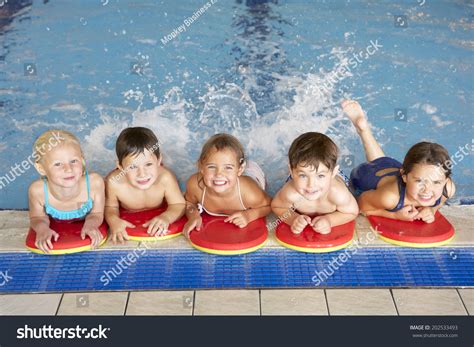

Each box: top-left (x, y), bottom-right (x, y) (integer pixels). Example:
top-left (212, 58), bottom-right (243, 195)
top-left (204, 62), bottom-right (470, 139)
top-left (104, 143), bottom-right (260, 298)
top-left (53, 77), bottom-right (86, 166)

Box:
top-left (186, 173), bottom-right (200, 188)
top-left (158, 166), bottom-right (179, 183)
top-left (28, 179), bottom-right (44, 197)
top-left (185, 173), bottom-right (203, 194)
top-left (328, 177), bottom-right (352, 203)
top-left (240, 176), bottom-right (270, 204)
top-left (275, 181), bottom-right (299, 203)
top-left (240, 175), bottom-right (262, 191)
top-left (373, 183), bottom-right (400, 208)
top-left (88, 172), bottom-right (104, 184)
top-left (105, 169), bottom-right (124, 185)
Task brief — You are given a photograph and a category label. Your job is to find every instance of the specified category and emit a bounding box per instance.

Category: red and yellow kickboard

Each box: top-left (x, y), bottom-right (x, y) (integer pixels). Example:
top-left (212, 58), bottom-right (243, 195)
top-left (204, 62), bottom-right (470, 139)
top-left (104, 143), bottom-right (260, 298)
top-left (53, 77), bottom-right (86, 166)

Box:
top-left (367, 211), bottom-right (454, 247)
top-left (119, 206), bottom-right (186, 241)
top-left (275, 220), bottom-right (355, 253)
top-left (26, 219), bottom-right (108, 255)
top-left (189, 214), bottom-right (268, 255)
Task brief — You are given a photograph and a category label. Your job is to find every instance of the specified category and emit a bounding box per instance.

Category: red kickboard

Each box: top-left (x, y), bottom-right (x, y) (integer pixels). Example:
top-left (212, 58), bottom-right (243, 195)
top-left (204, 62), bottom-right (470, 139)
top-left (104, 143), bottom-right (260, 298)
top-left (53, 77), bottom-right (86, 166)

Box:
top-left (276, 220), bottom-right (355, 251)
top-left (26, 218), bottom-right (108, 254)
top-left (367, 211), bottom-right (454, 244)
top-left (189, 214), bottom-right (268, 253)
top-left (119, 207), bottom-right (186, 240)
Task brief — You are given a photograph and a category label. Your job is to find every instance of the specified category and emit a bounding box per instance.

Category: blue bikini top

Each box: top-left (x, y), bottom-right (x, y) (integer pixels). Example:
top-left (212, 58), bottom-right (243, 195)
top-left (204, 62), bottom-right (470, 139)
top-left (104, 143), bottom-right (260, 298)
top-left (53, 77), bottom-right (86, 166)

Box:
top-left (43, 170), bottom-right (93, 220)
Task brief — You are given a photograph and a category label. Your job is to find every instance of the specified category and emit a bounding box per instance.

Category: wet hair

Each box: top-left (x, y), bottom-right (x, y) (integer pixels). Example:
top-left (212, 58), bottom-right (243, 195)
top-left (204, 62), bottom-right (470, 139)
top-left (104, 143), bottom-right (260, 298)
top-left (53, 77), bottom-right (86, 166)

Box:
top-left (402, 142), bottom-right (451, 178)
top-left (288, 132), bottom-right (338, 171)
top-left (198, 133), bottom-right (245, 166)
top-left (33, 129), bottom-right (82, 163)
top-left (116, 127), bottom-right (161, 165)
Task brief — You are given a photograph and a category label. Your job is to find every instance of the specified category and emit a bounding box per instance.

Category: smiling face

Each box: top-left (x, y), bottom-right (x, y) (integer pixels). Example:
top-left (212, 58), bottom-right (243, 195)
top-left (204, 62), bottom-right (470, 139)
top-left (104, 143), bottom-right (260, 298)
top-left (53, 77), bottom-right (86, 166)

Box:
top-left (402, 164), bottom-right (448, 206)
top-left (35, 143), bottom-right (84, 189)
top-left (290, 162), bottom-right (337, 201)
top-left (120, 148), bottom-right (161, 190)
top-left (199, 147), bottom-right (244, 194)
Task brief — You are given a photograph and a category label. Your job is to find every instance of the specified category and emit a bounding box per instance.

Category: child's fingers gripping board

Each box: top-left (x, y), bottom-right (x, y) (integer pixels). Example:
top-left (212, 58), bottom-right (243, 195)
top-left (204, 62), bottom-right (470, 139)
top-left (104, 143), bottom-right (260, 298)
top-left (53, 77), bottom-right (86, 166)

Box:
top-left (189, 213), bottom-right (268, 255)
top-left (367, 211), bottom-right (454, 247)
top-left (119, 204), bottom-right (187, 241)
top-left (275, 220), bottom-right (355, 253)
top-left (26, 218), bottom-right (108, 255)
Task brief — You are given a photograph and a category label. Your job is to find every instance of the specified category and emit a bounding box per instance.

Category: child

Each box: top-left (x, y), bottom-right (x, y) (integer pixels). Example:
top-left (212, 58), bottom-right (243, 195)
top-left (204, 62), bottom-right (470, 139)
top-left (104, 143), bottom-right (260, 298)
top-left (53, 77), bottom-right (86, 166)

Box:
top-left (271, 132), bottom-right (359, 234)
top-left (342, 99), bottom-right (455, 223)
top-left (183, 133), bottom-right (271, 237)
top-left (28, 130), bottom-right (105, 253)
top-left (105, 127), bottom-right (185, 243)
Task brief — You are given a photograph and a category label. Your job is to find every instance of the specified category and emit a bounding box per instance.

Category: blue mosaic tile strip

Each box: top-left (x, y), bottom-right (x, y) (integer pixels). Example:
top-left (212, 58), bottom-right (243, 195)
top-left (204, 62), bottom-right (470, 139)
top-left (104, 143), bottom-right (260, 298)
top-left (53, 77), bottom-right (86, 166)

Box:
top-left (0, 248), bottom-right (472, 293)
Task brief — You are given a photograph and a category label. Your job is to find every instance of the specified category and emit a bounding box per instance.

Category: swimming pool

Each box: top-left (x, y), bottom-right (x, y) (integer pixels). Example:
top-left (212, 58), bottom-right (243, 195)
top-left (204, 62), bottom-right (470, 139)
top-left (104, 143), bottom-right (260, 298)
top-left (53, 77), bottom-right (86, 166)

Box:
top-left (0, 0), bottom-right (472, 209)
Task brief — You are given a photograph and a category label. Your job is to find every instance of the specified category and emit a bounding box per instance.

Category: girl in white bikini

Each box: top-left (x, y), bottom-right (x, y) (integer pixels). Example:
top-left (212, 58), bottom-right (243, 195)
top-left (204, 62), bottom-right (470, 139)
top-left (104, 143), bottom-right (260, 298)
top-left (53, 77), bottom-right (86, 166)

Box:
top-left (183, 133), bottom-right (272, 237)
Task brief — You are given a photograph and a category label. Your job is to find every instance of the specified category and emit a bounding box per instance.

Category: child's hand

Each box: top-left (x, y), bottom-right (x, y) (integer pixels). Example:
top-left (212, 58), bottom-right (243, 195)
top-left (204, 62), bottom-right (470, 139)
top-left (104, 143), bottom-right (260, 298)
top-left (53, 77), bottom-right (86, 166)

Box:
top-left (35, 228), bottom-right (60, 254)
top-left (415, 207), bottom-right (436, 224)
top-left (311, 216), bottom-right (331, 234)
top-left (110, 219), bottom-right (134, 244)
top-left (182, 216), bottom-right (202, 239)
top-left (291, 215), bottom-right (311, 234)
top-left (143, 216), bottom-right (169, 236)
top-left (395, 205), bottom-right (419, 221)
top-left (225, 211), bottom-right (250, 228)
top-left (81, 226), bottom-right (104, 249)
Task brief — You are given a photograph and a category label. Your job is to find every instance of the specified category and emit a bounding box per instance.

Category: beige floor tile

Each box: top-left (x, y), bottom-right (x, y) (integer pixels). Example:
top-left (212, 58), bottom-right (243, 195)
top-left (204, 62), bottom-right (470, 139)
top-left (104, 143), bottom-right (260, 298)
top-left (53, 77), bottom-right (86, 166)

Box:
top-left (0, 211), bottom-right (29, 229)
top-left (194, 290), bottom-right (259, 315)
top-left (100, 238), bottom-right (141, 250)
top-left (0, 228), bottom-right (29, 251)
top-left (326, 289), bottom-right (397, 315)
top-left (57, 292), bottom-right (128, 316)
top-left (457, 289), bottom-right (474, 315)
top-left (264, 214), bottom-right (282, 248)
top-left (261, 289), bottom-right (328, 315)
top-left (126, 291), bottom-right (194, 315)
top-left (0, 294), bottom-right (61, 315)
top-left (439, 206), bottom-right (474, 245)
top-left (137, 236), bottom-right (194, 250)
top-left (392, 289), bottom-right (467, 316)
top-left (354, 216), bottom-right (389, 247)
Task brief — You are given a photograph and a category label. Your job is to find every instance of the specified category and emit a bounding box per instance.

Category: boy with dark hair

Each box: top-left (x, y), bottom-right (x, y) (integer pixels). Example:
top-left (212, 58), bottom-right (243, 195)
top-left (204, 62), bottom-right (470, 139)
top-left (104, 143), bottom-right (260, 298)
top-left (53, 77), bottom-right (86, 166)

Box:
top-left (271, 132), bottom-right (358, 234)
top-left (105, 127), bottom-right (185, 243)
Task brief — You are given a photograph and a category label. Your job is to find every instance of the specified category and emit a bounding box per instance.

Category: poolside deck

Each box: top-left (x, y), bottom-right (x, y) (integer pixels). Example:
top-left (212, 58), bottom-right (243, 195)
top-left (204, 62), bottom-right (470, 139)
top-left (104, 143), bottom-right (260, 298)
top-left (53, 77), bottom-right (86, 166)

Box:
top-left (0, 206), bottom-right (472, 316)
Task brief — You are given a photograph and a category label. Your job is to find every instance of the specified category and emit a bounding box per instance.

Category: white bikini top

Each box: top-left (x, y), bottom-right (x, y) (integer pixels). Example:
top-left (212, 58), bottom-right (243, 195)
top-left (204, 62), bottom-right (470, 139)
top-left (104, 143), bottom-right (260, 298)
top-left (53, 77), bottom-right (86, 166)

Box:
top-left (197, 177), bottom-right (247, 216)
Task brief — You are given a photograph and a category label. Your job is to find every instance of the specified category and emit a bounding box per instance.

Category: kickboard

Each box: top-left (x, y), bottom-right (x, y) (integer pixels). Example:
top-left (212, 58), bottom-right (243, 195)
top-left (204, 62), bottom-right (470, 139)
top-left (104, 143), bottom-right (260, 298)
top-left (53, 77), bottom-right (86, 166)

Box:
top-left (367, 211), bottom-right (454, 247)
top-left (26, 218), bottom-right (108, 255)
top-left (189, 214), bottom-right (268, 255)
top-left (275, 220), bottom-right (355, 253)
top-left (119, 206), bottom-right (186, 241)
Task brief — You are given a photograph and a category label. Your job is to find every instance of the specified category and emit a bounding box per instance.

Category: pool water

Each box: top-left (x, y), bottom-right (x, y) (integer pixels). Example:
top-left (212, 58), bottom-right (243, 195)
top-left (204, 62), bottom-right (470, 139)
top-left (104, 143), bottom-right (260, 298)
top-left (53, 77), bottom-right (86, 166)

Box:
top-left (0, 0), bottom-right (472, 209)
